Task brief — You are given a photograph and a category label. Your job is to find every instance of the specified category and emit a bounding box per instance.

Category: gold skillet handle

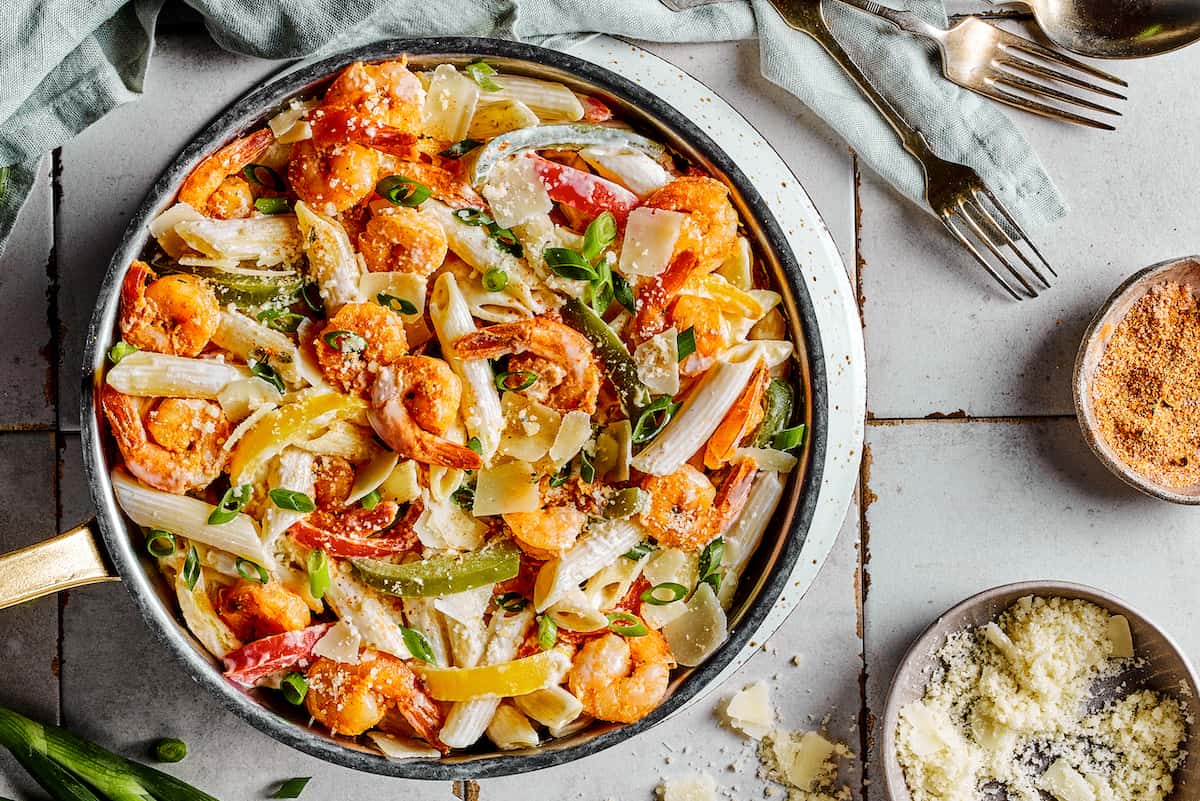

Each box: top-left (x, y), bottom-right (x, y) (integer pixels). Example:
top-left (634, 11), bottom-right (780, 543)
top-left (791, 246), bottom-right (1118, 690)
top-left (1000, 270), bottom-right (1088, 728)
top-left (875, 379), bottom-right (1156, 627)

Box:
top-left (0, 521), bottom-right (118, 610)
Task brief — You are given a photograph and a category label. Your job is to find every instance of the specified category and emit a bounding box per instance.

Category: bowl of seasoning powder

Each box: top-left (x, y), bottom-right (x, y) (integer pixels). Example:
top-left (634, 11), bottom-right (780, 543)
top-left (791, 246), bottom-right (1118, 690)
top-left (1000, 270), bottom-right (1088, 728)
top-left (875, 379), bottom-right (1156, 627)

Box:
top-left (1074, 256), bottom-right (1200, 504)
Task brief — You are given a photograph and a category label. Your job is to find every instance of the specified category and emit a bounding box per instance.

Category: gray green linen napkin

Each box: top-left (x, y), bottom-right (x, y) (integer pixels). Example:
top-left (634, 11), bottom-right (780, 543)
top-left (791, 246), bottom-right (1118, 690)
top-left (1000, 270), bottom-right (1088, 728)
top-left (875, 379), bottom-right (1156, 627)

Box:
top-left (0, 0), bottom-right (1067, 259)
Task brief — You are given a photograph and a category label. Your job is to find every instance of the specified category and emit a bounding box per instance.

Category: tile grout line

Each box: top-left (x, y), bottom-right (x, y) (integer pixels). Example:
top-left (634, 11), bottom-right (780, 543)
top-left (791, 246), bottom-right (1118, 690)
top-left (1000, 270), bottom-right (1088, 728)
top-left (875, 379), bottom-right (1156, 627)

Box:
top-left (48, 147), bottom-right (65, 727)
top-left (851, 148), bottom-right (871, 801)
top-left (866, 413), bottom-right (1075, 425)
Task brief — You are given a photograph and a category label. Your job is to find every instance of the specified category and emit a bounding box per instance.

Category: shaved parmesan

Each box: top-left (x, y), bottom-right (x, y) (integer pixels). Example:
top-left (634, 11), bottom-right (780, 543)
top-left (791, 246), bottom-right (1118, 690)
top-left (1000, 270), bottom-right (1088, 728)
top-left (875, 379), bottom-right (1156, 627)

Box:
top-left (619, 207), bottom-right (686, 277)
top-left (357, 270), bottom-right (427, 325)
top-left (634, 328), bottom-right (680, 396)
top-left (716, 235), bottom-right (753, 290)
top-left (415, 493), bottom-right (486, 551)
top-left (777, 731), bottom-right (836, 790)
top-left (733, 447), bottom-right (798, 473)
top-left (345, 450), bottom-right (399, 505)
top-left (379, 459), bottom-right (421, 505)
top-left (498, 394), bottom-right (561, 462)
top-left (1041, 759), bottom-right (1096, 801)
top-left (313, 619), bottom-right (361, 664)
top-left (484, 156), bottom-right (553, 230)
top-left (662, 581), bottom-right (726, 667)
top-left (367, 731), bottom-right (441, 761)
top-left (435, 586), bottom-right (493, 626)
top-left (658, 773), bottom-right (717, 801)
top-left (423, 64), bottom-right (480, 141)
top-left (725, 681), bottom-right (774, 740)
top-left (1107, 614), bottom-right (1134, 659)
top-left (640, 548), bottom-right (697, 629)
top-left (149, 202), bottom-right (204, 258)
top-left (472, 460), bottom-right (540, 517)
top-left (983, 621), bottom-right (1023, 666)
top-left (217, 377), bottom-right (283, 422)
top-left (549, 410), bottom-right (592, 466)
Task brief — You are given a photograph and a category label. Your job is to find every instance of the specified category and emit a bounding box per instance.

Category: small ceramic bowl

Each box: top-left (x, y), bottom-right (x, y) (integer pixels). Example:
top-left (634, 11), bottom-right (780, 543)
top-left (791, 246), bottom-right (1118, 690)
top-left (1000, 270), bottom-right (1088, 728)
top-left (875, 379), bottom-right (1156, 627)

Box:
top-left (881, 580), bottom-right (1199, 801)
top-left (1073, 255), bottom-right (1200, 505)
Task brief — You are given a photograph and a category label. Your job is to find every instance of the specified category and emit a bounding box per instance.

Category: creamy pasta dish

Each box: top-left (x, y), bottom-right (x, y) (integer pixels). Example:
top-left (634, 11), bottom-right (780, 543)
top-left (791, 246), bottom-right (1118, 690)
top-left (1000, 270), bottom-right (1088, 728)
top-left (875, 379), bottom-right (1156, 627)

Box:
top-left (101, 57), bottom-right (807, 756)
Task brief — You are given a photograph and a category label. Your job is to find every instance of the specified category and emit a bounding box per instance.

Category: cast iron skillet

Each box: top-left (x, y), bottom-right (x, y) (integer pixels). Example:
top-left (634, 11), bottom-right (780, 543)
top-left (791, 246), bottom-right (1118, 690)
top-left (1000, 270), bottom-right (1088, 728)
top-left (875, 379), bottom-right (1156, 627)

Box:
top-left (2, 38), bottom-right (829, 779)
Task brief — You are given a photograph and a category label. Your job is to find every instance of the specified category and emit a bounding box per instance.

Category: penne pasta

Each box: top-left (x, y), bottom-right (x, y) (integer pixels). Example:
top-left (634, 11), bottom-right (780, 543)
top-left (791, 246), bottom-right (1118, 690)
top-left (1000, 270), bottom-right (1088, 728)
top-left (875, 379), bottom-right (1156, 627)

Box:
top-left (486, 703), bottom-right (540, 750)
top-left (297, 420), bottom-right (378, 461)
top-left (106, 351), bottom-right (247, 399)
top-left (174, 215), bottom-right (302, 267)
top-left (534, 519), bottom-right (644, 611)
top-left (148, 202), bottom-right (204, 258)
top-left (468, 99), bottom-right (540, 139)
top-left (112, 469), bottom-right (267, 564)
top-left (402, 597), bottom-right (452, 669)
top-left (718, 471), bottom-right (785, 609)
top-left (514, 686), bottom-right (584, 732)
top-left (294, 201), bottom-right (363, 312)
top-left (483, 75), bottom-right (584, 122)
top-left (440, 608), bottom-right (534, 749)
top-left (211, 310), bottom-right (305, 387)
top-left (261, 447), bottom-right (315, 544)
top-left (322, 564), bottom-right (411, 660)
top-left (579, 146), bottom-right (671, 199)
top-left (216, 376), bottom-right (283, 422)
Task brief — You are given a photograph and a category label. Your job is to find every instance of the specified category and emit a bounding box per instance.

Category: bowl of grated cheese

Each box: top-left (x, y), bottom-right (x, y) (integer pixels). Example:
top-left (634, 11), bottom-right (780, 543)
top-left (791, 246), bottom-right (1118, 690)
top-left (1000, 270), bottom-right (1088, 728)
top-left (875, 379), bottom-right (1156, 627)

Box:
top-left (881, 580), bottom-right (1198, 801)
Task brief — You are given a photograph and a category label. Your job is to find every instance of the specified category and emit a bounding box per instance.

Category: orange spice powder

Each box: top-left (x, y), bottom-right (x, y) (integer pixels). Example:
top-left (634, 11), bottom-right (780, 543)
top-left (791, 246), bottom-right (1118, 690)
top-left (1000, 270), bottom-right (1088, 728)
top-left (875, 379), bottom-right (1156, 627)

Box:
top-left (1090, 281), bottom-right (1200, 488)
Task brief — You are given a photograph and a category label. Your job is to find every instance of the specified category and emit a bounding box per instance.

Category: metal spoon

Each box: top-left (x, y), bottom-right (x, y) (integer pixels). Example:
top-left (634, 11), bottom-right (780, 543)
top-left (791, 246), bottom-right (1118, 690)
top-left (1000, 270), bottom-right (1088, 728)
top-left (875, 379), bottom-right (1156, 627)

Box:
top-left (1016, 0), bottom-right (1200, 58)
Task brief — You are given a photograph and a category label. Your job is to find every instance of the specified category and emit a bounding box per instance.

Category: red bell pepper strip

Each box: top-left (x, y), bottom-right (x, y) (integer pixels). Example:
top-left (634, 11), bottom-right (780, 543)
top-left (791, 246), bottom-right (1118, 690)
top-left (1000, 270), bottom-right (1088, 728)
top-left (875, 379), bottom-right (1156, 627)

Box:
top-left (223, 623), bottom-right (332, 687)
top-left (578, 95), bottom-right (613, 123)
top-left (288, 501), bottom-right (419, 558)
top-left (529, 155), bottom-right (639, 223)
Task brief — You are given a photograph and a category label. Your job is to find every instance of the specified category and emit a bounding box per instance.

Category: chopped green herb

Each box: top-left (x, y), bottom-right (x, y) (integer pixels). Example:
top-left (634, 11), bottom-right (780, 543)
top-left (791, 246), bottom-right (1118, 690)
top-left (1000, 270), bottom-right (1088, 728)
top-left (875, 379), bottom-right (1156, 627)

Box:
top-left (257, 308), bottom-right (303, 333)
top-left (181, 545), bottom-right (200, 590)
top-left (145, 529), bottom-right (177, 558)
top-left (272, 777), bottom-right (311, 799)
top-left (300, 282), bottom-right (325, 316)
top-left (376, 292), bottom-right (418, 315)
top-left (495, 592), bottom-right (528, 612)
top-left (439, 138), bottom-right (484, 159)
top-left (269, 488), bottom-right (315, 512)
top-left (400, 627), bottom-right (437, 664)
top-left (548, 462), bottom-right (571, 488)
top-left (254, 196), bottom-right (289, 215)
top-left (488, 222), bottom-right (523, 257)
top-left (452, 484), bottom-right (475, 508)
top-left (107, 340), bottom-right (138, 364)
top-left (242, 163), bottom-right (285, 191)
top-left (152, 737), bottom-right (187, 763)
top-left (641, 582), bottom-right (687, 606)
top-left (376, 175), bottom-right (431, 207)
top-left (482, 268), bottom-right (509, 292)
top-left (623, 540), bottom-right (656, 561)
top-left (606, 611), bottom-right (648, 637)
top-left (248, 358), bottom-right (286, 394)
top-left (494, 370), bottom-right (538, 392)
top-left (613, 273), bottom-right (636, 313)
top-left (537, 615), bottom-right (558, 651)
top-left (545, 248), bottom-right (598, 281)
top-left (465, 60), bottom-right (502, 92)
top-left (773, 424), bottom-right (807, 451)
top-left (581, 211), bottom-right (617, 263)
top-left (322, 330), bottom-right (367, 353)
top-left (631, 396), bottom-right (681, 444)
top-left (467, 436), bottom-right (482, 455)
top-left (236, 558), bottom-right (269, 584)
top-left (453, 207), bottom-right (492, 226)
top-left (360, 489), bottom-right (381, 510)
top-left (307, 549), bottom-right (330, 600)
top-left (676, 327), bottom-right (697, 362)
top-left (280, 672), bottom-right (308, 705)
top-left (578, 447), bottom-right (596, 484)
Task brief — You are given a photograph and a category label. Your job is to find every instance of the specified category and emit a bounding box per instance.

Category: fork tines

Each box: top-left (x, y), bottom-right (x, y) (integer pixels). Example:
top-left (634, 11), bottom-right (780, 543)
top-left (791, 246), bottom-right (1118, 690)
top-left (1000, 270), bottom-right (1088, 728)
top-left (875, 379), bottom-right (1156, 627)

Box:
top-left (940, 187), bottom-right (1056, 300)
top-left (985, 33), bottom-right (1128, 131)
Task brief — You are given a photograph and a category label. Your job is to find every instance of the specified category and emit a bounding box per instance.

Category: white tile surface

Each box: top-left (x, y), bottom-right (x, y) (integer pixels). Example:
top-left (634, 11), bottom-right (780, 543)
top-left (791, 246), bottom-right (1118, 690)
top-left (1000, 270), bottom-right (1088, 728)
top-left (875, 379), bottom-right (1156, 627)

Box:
top-left (862, 419), bottom-right (1200, 798)
top-left (860, 39), bottom-right (1200, 418)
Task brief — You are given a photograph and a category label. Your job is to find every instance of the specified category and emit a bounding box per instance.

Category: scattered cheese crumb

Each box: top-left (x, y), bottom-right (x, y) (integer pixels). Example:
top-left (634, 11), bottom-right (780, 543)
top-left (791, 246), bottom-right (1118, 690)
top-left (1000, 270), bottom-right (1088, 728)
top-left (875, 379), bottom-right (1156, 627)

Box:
top-left (760, 729), bottom-right (852, 801)
top-left (658, 772), bottom-right (718, 801)
top-left (724, 681), bottom-right (775, 740)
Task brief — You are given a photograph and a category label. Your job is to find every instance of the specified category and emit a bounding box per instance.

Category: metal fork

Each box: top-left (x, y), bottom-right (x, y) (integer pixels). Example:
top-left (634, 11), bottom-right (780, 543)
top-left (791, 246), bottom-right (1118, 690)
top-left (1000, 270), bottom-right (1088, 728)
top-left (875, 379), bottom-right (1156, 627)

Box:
top-left (835, 0), bottom-right (1127, 130)
top-left (768, 0), bottom-right (1055, 299)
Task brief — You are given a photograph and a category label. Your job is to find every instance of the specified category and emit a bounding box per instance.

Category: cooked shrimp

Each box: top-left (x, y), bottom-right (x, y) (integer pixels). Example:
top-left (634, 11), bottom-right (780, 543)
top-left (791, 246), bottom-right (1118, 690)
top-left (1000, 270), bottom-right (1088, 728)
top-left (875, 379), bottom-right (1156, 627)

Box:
top-left (705, 456), bottom-right (757, 543)
top-left (638, 464), bottom-right (717, 552)
top-left (101, 387), bottom-right (229, 494)
top-left (322, 60), bottom-right (426, 132)
top-left (313, 454), bottom-right (356, 508)
top-left (305, 649), bottom-right (443, 742)
top-left (369, 357), bottom-right (482, 470)
top-left (704, 359), bottom-right (769, 469)
top-left (119, 261), bottom-right (219, 357)
top-left (504, 506), bottom-right (587, 561)
top-left (644, 176), bottom-right (738, 272)
top-left (315, 302), bottom-right (409, 396)
top-left (378, 156), bottom-right (483, 209)
top-left (632, 250), bottom-right (699, 343)
top-left (454, 317), bottom-right (601, 414)
top-left (568, 628), bottom-right (675, 724)
top-left (668, 294), bottom-right (733, 375)
top-left (178, 128), bottom-right (275, 219)
top-left (216, 579), bottom-right (311, 642)
top-left (358, 206), bottom-right (448, 275)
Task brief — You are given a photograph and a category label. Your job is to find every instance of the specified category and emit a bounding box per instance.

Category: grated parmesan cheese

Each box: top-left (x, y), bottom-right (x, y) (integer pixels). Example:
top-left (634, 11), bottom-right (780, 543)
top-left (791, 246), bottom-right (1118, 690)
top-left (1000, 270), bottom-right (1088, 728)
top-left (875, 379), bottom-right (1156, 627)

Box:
top-left (760, 729), bottom-right (852, 801)
top-left (895, 596), bottom-right (1188, 801)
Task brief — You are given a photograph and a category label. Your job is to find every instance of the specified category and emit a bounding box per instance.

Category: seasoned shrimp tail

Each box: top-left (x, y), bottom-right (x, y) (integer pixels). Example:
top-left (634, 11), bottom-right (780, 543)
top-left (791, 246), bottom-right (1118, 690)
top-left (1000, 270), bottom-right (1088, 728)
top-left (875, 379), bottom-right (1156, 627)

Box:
top-left (369, 358), bottom-right (482, 470)
top-left (178, 128), bottom-right (275, 219)
top-left (309, 106), bottom-right (419, 156)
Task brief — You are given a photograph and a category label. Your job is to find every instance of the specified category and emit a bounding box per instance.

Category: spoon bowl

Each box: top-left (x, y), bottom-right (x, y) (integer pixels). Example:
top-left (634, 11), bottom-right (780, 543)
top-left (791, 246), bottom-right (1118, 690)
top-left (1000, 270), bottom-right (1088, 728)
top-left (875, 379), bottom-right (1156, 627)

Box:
top-left (1019, 0), bottom-right (1200, 58)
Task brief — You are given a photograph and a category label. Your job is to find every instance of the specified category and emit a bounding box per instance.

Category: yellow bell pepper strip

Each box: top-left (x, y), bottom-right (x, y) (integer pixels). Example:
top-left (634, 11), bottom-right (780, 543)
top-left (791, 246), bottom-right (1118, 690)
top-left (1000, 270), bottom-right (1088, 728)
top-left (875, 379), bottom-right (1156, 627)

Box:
top-left (351, 538), bottom-right (521, 597)
top-left (417, 648), bottom-right (572, 702)
top-left (560, 296), bottom-right (651, 416)
top-left (229, 391), bottom-right (366, 485)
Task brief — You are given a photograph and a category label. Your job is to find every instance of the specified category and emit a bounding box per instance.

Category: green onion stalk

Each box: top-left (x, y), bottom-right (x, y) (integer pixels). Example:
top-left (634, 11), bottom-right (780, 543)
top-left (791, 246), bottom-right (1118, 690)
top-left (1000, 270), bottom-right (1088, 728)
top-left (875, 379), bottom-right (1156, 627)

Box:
top-left (0, 705), bottom-right (219, 801)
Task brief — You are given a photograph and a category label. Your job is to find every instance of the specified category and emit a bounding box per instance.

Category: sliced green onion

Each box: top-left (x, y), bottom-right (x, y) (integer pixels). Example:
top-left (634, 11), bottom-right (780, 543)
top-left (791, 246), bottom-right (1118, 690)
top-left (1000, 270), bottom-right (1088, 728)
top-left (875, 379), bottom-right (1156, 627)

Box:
top-left (360, 489), bottom-right (381, 510)
top-left (452, 484), bottom-right (475, 508)
top-left (581, 211), bottom-right (617, 263)
top-left (578, 447), bottom-right (596, 484)
top-left (623, 540), bottom-right (656, 561)
top-left (400, 626), bottom-right (437, 664)
top-left (482, 268), bottom-right (509, 292)
top-left (544, 248), bottom-right (597, 282)
top-left (537, 615), bottom-right (558, 651)
top-left (494, 370), bottom-right (538, 392)
top-left (487, 222), bottom-right (523, 257)
top-left (698, 536), bottom-right (724, 582)
top-left (439, 138), bottom-right (484, 159)
top-left (269, 488), bottom-right (315, 512)
top-left (548, 463), bottom-right (570, 488)
top-left (208, 484), bottom-right (251, 525)
top-left (613, 273), bottom-right (635, 314)
top-left (495, 592), bottom-right (528, 612)
top-left (641, 582), bottom-right (687, 606)
top-left (248, 357), bottom-right (286, 394)
top-left (152, 737), bottom-right (187, 763)
top-left (243, 163), bottom-right (285, 191)
top-left (257, 308), bottom-right (303, 333)
top-left (272, 777), bottom-right (311, 799)
top-left (773, 424), bottom-right (807, 451)
top-left (376, 292), bottom-right (418, 315)
top-left (236, 558), bottom-right (269, 584)
top-left (145, 530), bottom-right (176, 558)
top-left (606, 611), bottom-right (648, 637)
top-left (465, 60), bottom-right (502, 92)
top-left (0, 166), bottom-right (7, 202)
top-left (453, 207), bottom-right (492, 226)
top-left (307, 549), bottom-right (330, 600)
top-left (107, 340), bottom-right (138, 364)
top-left (376, 175), bottom-right (431, 207)
top-left (467, 436), bottom-right (482, 455)
top-left (254, 196), bottom-right (289, 215)
top-left (280, 672), bottom-right (308, 705)
top-left (181, 545), bottom-right (200, 590)
top-left (631, 396), bottom-right (681, 445)
top-left (676, 327), bottom-right (697, 362)
top-left (300, 282), bottom-right (324, 316)
top-left (322, 330), bottom-right (367, 353)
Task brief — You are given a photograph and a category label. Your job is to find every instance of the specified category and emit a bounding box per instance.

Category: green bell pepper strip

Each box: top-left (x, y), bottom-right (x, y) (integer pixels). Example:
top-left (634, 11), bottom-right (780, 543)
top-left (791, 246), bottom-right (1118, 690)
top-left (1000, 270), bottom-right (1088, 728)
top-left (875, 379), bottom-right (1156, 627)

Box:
top-left (168, 262), bottom-right (304, 309)
top-left (602, 487), bottom-right (649, 519)
top-left (754, 379), bottom-right (795, 448)
top-left (352, 539), bottom-right (521, 597)
top-left (467, 123), bottom-right (667, 188)
top-left (560, 297), bottom-right (651, 417)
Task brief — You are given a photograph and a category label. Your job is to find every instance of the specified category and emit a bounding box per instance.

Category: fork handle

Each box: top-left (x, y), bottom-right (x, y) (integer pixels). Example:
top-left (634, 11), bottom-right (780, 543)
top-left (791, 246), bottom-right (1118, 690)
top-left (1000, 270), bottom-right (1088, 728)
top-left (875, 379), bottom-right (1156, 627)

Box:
top-left (790, 4), bottom-right (939, 164)
top-left (832, 0), bottom-right (947, 42)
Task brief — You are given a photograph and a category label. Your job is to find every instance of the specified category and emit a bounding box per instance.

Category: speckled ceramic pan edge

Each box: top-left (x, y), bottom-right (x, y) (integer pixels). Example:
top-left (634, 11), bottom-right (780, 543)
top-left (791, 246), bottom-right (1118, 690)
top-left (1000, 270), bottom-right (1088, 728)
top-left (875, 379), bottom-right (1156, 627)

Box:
top-left (80, 37), bottom-right (866, 779)
top-left (880, 580), bottom-right (1199, 801)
